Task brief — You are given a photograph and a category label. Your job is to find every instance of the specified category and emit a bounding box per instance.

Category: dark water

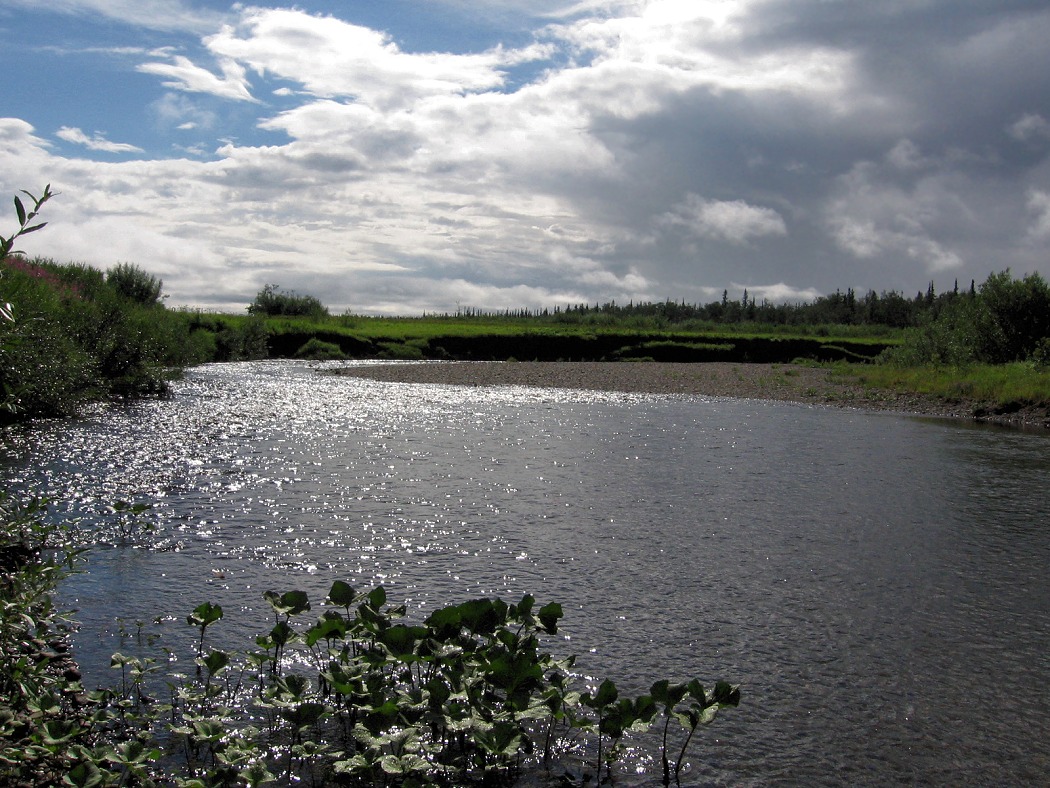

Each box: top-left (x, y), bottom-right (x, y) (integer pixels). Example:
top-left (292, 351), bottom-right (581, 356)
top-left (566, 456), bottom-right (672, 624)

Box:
top-left (3, 361), bottom-right (1049, 785)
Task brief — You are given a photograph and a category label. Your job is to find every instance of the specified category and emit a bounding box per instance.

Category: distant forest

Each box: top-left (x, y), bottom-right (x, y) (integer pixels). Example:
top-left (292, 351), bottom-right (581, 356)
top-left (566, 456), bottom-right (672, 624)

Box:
top-left (444, 281), bottom-right (975, 329)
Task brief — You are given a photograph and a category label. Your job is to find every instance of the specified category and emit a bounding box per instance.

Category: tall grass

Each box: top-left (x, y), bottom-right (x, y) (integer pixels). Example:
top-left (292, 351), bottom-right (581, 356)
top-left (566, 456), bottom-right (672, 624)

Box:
top-left (845, 363), bottom-right (1050, 408)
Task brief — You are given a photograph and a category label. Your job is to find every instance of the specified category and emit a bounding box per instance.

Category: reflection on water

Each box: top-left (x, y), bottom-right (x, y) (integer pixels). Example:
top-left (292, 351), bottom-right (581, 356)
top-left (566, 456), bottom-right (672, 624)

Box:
top-left (3, 360), bottom-right (1050, 785)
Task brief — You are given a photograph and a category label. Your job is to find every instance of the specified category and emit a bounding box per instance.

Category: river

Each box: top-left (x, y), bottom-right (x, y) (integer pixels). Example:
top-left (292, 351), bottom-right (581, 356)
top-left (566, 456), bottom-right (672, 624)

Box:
top-left (3, 360), bottom-right (1049, 785)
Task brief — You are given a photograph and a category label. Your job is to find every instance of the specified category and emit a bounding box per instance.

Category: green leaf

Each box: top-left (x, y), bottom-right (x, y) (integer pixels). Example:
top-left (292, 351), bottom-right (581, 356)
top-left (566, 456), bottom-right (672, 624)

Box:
top-left (63, 762), bottom-right (103, 788)
top-left (328, 580), bottom-right (356, 607)
top-left (367, 586), bottom-right (387, 608)
top-left (269, 620), bottom-right (293, 647)
top-left (202, 649), bottom-right (230, 675)
top-left (20, 222), bottom-right (47, 235)
top-left (14, 196), bottom-right (26, 226)
top-left (424, 605), bottom-right (461, 637)
top-left (378, 624), bottom-right (428, 658)
top-left (264, 589), bottom-right (310, 616)
top-left (280, 701), bottom-right (327, 728)
top-left (590, 678), bottom-right (618, 709)
top-left (305, 611), bottom-right (347, 646)
top-left (537, 602), bottom-right (563, 634)
top-left (241, 761), bottom-right (276, 788)
top-left (475, 720), bottom-right (525, 756)
top-left (379, 754), bottom-right (407, 775)
top-left (192, 718), bottom-right (226, 742)
top-left (187, 601), bottom-right (223, 628)
top-left (713, 681), bottom-right (741, 707)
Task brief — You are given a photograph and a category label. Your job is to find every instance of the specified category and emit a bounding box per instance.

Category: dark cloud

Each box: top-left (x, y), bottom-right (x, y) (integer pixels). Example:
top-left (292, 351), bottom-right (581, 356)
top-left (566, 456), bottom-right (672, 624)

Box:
top-left (4, 1), bottom-right (1049, 313)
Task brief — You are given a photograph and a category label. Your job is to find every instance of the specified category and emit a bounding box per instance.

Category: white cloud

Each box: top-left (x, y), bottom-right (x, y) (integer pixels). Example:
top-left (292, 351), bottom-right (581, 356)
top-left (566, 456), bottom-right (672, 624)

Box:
top-left (552, 0), bottom-right (852, 103)
top-left (731, 281), bottom-right (822, 303)
top-left (149, 93), bottom-right (217, 132)
top-left (0, 118), bottom-right (48, 149)
top-left (56, 126), bottom-right (143, 154)
top-left (826, 161), bottom-right (966, 273)
top-left (6, 2), bottom-right (1050, 313)
top-left (137, 55), bottom-right (257, 102)
top-left (886, 139), bottom-right (925, 171)
top-left (1, 0), bottom-right (223, 33)
top-left (205, 8), bottom-right (550, 110)
top-left (1027, 190), bottom-right (1050, 240)
top-left (657, 194), bottom-right (787, 243)
top-left (1009, 113), bottom-right (1050, 143)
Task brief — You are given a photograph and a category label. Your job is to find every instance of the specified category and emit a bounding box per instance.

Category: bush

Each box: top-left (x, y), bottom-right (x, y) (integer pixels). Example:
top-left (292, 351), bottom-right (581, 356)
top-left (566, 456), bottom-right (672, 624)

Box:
top-left (0, 257), bottom-right (213, 419)
top-left (881, 270), bottom-right (1050, 366)
top-left (247, 284), bottom-right (328, 319)
top-left (377, 340), bottom-right (424, 360)
top-left (105, 262), bottom-right (163, 306)
top-left (294, 337), bottom-right (346, 360)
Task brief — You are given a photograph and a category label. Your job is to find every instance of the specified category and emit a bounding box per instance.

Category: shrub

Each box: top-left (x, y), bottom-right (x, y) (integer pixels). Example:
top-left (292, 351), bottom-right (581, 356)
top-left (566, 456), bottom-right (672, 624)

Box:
top-left (213, 317), bottom-right (270, 361)
top-left (106, 262), bottom-right (163, 306)
top-left (294, 337), bottom-right (346, 360)
top-left (0, 255), bottom-right (216, 418)
top-left (378, 340), bottom-right (425, 360)
top-left (881, 270), bottom-right (1050, 366)
top-left (247, 284), bottom-right (329, 319)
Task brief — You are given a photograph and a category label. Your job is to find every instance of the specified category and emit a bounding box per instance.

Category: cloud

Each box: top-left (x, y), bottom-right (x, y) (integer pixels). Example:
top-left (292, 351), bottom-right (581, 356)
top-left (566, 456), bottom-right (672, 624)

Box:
top-left (5, 1), bottom-right (1050, 313)
top-left (551, 0), bottom-right (853, 101)
top-left (1, 0), bottom-right (224, 33)
top-left (137, 55), bottom-right (257, 102)
top-left (149, 93), bottom-right (218, 133)
top-left (657, 194), bottom-right (787, 244)
top-left (826, 158), bottom-right (967, 274)
top-left (205, 8), bottom-right (551, 110)
top-left (731, 281), bottom-right (822, 303)
top-left (56, 126), bottom-right (144, 153)
top-left (1027, 190), bottom-right (1050, 241)
top-left (1009, 112), bottom-right (1050, 143)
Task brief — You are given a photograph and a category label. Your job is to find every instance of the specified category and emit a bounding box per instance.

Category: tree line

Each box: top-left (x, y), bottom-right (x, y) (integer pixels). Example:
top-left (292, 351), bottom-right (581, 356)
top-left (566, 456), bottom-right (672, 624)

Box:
top-left (447, 281), bottom-right (981, 330)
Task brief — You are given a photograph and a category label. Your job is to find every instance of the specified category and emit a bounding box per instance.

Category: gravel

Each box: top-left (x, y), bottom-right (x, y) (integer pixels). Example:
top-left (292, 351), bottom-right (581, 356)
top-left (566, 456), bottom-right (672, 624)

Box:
top-left (332, 361), bottom-right (1005, 423)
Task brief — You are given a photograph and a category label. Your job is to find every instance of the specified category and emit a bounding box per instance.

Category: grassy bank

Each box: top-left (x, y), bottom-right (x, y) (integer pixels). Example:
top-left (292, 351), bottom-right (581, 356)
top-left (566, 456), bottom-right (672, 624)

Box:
top-left (839, 362), bottom-right (1050, 417)
top-left (200, 312), bottom-right (899, 365)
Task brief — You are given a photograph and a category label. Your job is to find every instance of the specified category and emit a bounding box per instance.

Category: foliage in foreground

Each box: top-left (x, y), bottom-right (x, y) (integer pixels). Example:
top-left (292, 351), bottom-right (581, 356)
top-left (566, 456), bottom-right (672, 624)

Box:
top-left (0, 496), bottom-right (739, 787)
top-left (0, 185), bottom-right (222, 420)
top-left (0, 256), bottom-right (217, 420)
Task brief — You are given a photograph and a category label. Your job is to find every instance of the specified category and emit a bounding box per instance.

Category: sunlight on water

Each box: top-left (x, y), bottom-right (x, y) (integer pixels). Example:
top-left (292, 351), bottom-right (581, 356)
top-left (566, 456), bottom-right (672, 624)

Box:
top-left (3, 360), bottom-right (1050, 785)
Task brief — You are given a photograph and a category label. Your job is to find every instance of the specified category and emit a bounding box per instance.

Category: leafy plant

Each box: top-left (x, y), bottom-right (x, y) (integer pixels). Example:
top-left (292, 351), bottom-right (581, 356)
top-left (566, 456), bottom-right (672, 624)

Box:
top-left (105, 262), bottom-right (163, 306)
top-left (1, 185), bottom-right (55, 339)
top-left (107, 584), bottom-right (737, 786)
top-left (0, 184), bottom-right (54, 262)
top-left (2, 487), bottom-right (741, 788)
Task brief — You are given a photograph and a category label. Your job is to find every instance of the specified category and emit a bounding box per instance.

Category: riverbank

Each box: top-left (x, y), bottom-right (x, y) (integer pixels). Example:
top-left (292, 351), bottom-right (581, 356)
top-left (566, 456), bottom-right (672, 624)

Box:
top-left (332, 361), bottom-right (1050, 429)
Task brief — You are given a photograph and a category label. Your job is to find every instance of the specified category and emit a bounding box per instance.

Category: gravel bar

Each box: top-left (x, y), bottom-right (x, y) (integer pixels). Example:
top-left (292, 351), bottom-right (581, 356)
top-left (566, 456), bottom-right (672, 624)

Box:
top-left (332, 361), bottom-right (1011, 423)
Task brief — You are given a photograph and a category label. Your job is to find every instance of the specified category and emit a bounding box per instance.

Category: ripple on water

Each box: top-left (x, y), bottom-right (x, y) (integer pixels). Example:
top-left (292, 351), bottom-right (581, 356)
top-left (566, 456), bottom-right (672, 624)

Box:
top-left (3, 360), bottom-right (1050, 786)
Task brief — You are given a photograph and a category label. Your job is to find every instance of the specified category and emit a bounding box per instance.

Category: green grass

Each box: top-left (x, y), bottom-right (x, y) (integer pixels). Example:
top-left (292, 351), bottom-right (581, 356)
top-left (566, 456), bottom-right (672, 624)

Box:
top-left (216, 312), bottom-right (904, 346)
top-left (841, 363), bottom-right (1050, 408)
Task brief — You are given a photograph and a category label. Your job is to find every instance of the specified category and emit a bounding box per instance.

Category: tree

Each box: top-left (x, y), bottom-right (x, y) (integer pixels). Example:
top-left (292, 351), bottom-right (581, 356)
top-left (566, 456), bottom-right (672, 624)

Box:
top-left (107, 262), bottom-right (163, 306)
top-left (972, 270), bottom-right (1050, 363)
top-left (882, 270), bottom-right (1050, 365)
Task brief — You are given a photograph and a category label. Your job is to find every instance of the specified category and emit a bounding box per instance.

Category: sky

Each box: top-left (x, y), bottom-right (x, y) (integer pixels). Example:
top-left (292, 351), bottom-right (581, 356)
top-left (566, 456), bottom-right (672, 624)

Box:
top-left (1, 0), bottom-right (1049, 315)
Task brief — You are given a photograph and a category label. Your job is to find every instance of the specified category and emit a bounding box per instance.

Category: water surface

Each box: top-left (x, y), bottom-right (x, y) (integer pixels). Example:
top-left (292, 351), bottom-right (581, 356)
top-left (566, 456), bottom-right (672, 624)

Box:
top-left (3, 361), bottom-right (1049, 785)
